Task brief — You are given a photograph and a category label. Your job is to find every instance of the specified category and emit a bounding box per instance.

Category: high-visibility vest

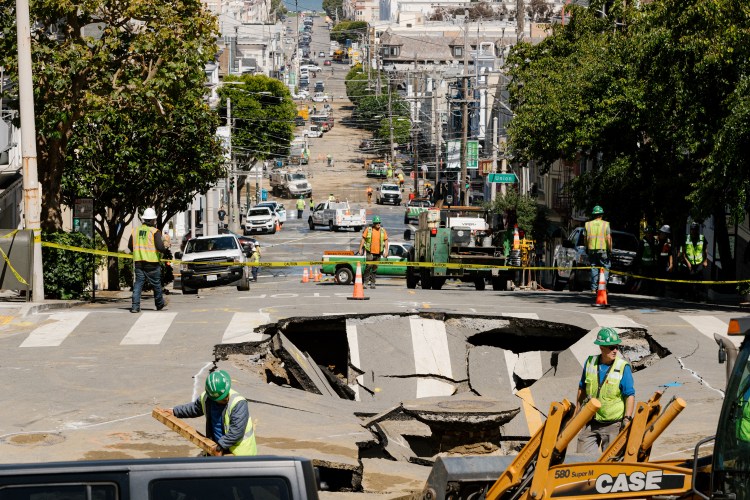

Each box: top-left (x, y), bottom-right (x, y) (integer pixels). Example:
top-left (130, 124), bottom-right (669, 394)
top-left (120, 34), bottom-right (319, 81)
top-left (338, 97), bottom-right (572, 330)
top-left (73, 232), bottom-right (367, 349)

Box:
top-left (296, 199), bottom-right (305, 210)
top-left (250, 251), bottom-right (260, 265)
top-left (132, 225), bottom-right (160, 263)
top-left (200, 389), bottom-right (257, 456)
top-left (738, 394), bottom-right (750, 443)
top-left (363, 227), bottom-right (387, 254)
top-left (640, 238), bottom-right (656, 266)
top-left (585, 219), bottom-right (610, 251)
top-left (583, 355), bottom-right (629, 422)
top-left (684, 235), bottom-right (705, 265)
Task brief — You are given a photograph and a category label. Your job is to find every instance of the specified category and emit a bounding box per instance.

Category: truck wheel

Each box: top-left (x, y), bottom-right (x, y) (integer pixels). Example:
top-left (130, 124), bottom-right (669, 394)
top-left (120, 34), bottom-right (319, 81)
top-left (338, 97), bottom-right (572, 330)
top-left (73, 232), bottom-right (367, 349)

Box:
top-left (404, 215), bottom-right (409, 224)
top-left (420, 268), bottom-right (432, 290)
top-left (270, 225), bottom-right (277, 235)
top-left (491, 276), bottom-right (507, 291)
top-left (568, 270), bottom-right (580, 291)
top-left (406, 266), bottom-right (418, 289)
top-left (432, 277), bottom-right (446, 290)
top-left (335, 266), bottom-right (353, 285)
top-left (182, 285), bottom-right (198, 295)
top-left (329, 221), bottom-right (336, 232)
top-left (237, 269), bottom-right (251, 291)
top-left (551, 266), bottom-right (565, 291)
top-left (308, 218), bottom-right (315, 230)
top-left (354, 226), bottom-right (362, 232)
top-left (474, 277), bottom-right (486, 291)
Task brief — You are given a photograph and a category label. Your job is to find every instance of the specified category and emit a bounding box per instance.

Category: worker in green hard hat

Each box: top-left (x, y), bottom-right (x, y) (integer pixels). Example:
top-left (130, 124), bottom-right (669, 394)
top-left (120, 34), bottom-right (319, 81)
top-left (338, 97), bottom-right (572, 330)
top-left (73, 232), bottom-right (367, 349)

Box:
top-left (585, 205), bottom-right (612, 293)
top-left (358, 215), bottom-right (389, 289)
top-left (166, 370), bottom-right (257, 456)
top-left (575, 327), bottom-right (635, 454)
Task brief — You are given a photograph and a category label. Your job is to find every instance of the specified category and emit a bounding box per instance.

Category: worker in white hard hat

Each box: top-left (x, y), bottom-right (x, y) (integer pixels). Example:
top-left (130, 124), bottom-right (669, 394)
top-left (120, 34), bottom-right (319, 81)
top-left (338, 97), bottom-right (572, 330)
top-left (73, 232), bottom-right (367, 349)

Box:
top-left (127, 207), bottom-right (169, 313)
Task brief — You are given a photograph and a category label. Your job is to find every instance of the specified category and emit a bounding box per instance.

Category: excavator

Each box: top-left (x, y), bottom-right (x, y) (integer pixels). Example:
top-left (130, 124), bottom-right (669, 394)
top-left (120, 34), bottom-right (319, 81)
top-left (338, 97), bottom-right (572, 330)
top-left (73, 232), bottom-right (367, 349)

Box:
top-left (412, 318), bottom-right (750, 500)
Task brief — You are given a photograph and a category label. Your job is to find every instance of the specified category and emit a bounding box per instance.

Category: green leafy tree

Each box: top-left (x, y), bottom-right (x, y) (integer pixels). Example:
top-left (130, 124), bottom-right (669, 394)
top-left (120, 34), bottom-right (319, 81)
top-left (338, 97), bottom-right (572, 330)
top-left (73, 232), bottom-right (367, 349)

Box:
top-left (322, 0), bottom-right (343, 19)
top-left (0, 0), bottom-right (220, 235)
top-left (345, 64), bottom-right (371, 106)
top-left (330, 21), bottom-right (368, 45)
top-left (377, 116), bottom-right (411, 147)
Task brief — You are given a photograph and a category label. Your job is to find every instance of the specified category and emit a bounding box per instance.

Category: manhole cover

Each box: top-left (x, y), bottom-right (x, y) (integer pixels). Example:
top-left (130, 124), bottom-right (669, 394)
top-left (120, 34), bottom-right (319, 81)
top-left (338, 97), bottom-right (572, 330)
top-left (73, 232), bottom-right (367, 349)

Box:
top-left (4, 433), bottom-right (65, 446)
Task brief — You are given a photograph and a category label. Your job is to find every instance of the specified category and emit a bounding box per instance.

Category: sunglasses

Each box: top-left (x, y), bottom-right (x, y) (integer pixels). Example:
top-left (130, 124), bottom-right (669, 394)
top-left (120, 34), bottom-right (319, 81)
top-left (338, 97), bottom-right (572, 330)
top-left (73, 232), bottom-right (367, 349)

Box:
top-left (602, 345), bottom-right (619, 351)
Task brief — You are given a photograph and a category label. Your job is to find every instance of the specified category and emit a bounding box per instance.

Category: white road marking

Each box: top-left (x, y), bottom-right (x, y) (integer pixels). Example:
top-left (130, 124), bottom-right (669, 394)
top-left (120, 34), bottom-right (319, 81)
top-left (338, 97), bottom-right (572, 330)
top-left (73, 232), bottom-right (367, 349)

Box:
top-left (590, 314), bottom-right (644, 328)
top-left (221, 312), bottom-right (270, 343)
top-left (515, 351), bottom-right (544, 380)
top-left (681, 316), bottom-right (738, 347)
top-left (569, 329), bottom-right (600, 367)
top-left (503, 350), bottom-right (519, 393)
top-left (415, 378), bottom-right (455, 398)
top-left (503, 313), bottom-right (540, 319)
top-left (410, 318), bottom-right (454, 397)
top-left (20, 312), bottom-right (89, 347)
top-left (346, 321), bottom-right (362, 401)
top-left (120, 313), bottom-right (177, 345)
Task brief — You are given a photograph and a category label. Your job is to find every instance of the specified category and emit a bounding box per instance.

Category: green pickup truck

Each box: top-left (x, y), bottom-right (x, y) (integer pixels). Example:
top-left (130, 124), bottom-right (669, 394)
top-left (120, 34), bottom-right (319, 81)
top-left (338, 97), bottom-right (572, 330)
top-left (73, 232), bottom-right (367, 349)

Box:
top-left (321, 243), bottom-right (412, 284)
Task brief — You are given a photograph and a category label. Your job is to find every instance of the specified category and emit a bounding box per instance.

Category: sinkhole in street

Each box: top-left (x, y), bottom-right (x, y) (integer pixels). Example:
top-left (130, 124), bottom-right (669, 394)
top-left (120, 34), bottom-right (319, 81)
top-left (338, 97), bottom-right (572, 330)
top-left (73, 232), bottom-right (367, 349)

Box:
top-left (214, 312), bottom-right (670, 492)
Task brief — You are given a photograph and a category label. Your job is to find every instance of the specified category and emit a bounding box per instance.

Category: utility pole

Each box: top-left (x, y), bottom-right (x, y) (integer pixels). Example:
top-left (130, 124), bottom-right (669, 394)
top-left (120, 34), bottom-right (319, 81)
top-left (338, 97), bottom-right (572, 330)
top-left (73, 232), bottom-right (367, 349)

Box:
top-left (16, 0), bottom-right (44, 301)
top-left (227, 98), bottom-right (241, 233)
top-left (388, 82), bottom-right (395, 166)
top-left (516, 0), bottom-right (525, 42)
top-left (460, 10), bottom-right (470, 206)
top-left (433, 77), bottom-right (440, 192)
top-left (491, 116), bottom-right (498, 203)
top-left (412, 69), bottom-right (419, 196)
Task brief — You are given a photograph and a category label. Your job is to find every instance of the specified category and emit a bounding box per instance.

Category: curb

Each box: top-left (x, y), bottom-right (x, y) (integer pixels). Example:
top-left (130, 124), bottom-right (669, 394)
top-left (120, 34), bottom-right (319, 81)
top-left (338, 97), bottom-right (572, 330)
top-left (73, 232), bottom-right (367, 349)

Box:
top-left (20, 300), bottom-right (87, 317)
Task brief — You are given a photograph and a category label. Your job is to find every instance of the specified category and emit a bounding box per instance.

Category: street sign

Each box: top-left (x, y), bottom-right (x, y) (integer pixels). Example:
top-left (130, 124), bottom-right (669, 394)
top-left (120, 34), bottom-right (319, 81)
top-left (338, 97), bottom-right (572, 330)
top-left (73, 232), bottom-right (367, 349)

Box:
top-left (446, 140), bottom-right (461, 170)
top-left (467, 140), bottom-right (478, 169)
top-left (488, 173), bottom-right (518, 184)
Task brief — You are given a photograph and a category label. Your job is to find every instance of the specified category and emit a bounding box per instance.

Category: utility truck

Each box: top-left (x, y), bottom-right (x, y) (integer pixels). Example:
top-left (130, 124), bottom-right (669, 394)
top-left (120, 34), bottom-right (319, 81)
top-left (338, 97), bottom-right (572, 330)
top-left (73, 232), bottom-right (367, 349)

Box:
top-left (404, 206), bottom-right (514, 291)
top-left (308, 201), bottom-right (366, 232)
top-left (269, 169), bottom-right (312, 198)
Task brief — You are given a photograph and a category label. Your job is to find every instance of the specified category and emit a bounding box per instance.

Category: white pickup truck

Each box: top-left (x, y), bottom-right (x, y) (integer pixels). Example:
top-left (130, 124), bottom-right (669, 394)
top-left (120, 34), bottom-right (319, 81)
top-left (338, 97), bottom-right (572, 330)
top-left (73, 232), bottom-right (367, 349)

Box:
top-left (308, 201), bottom-right (366, 232)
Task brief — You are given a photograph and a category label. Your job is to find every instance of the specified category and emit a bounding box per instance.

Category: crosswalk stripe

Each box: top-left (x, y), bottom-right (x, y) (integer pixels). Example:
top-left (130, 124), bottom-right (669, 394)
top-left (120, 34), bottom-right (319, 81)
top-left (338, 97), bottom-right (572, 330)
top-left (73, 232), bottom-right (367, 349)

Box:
top-left (680, 316), bottom-right (737, 347)
top-left (20, 312), bottom-right (89, 347)
top-left (120, 313), bottom-right (177, 345)
top-left (221, 312), bottom-right (271, 343)
top-left (590, 314), bottom-right (643, 328)
top-left (346, 321), bottom-right (362, 401)
top-left (503, 313), bottom-right (539, 319)
top-left (410, 318), bottom-right (454, 398)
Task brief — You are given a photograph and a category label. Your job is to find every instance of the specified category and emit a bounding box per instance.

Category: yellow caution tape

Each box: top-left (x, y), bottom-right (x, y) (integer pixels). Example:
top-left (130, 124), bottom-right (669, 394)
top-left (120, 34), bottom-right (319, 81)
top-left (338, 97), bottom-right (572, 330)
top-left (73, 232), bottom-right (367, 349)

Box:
top-left (0, 229), bottom-right (28, 285)
top-left (39, 241), bottom-right (750, 285)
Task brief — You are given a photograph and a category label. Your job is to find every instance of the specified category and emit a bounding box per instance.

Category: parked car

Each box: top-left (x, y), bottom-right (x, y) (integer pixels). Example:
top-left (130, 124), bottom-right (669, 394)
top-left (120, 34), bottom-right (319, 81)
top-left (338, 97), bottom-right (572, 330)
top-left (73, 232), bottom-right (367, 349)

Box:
top-left (176, 234), bottom-right (251, 293)
top-left (311, 92), bottom-right (329, 103)
top-left (376, 183), bottom-right (402, 205)
top-left (318, 51), bottom-right (326, 58)
top-left (305, 65), bottom-right (322, 72)
top-left (321, 242), bottom-right (413, 284)
top-left (551, 227), bottom-right (639, 291)
top-left (314, 81), bottom-right (325, 92)
top-left (256, 201), bottom-right (287, 224)
top-left (403, 198), bottom-right (433, 223)
top-left (302, 125), bottom-right (323, 138)
top-left (242, 206), bottom-right (278, 235)
top-left (323, 59), bottom-right (332, 66)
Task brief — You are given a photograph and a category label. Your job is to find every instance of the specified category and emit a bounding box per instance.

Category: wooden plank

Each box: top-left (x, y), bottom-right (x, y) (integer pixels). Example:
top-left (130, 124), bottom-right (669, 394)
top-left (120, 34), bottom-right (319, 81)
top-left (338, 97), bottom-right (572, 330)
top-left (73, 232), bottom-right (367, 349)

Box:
top-left (152, 407), bottom-right (220, 456)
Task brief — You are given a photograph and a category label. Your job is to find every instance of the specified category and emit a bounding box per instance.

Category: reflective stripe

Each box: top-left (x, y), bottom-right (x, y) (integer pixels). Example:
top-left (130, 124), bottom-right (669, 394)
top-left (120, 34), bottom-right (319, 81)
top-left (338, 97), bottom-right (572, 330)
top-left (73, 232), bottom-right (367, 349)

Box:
top-left (584, 356), bottom-right (628, 422)
top-left (133, 225), bottom-right (159, 263)
top-left (585, 220), bottom-right (610, 251)
top-left (363, 227), bottom-right (387, 253)
top-left (640, 238), bottom-right (655, 265)
top-left (739, 398), bottom-right (750, 442)
top-left (200, 389), bottom-right (257, 456)
top-left (684, 235), bottom-right (705, 265)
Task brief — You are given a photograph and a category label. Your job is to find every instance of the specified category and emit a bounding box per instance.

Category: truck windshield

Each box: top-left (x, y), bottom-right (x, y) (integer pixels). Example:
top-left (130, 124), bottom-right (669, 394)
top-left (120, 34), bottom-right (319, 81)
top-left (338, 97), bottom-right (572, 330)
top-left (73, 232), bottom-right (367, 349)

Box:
top-left (289, 173), bottom-right (306, 180)
top-left (186, 237), bottom-right (237, 253)
top-left (249, 209), bottom-right (271, 217)
top-left (713, 339), bottom-right (750, 488)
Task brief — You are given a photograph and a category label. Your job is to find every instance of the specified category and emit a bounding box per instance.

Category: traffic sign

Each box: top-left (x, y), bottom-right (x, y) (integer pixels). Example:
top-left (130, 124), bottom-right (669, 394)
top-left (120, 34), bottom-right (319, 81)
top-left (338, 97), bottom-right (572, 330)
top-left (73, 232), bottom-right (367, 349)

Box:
top-left (467, 140), bottom-right (478, 169)
top-left (488, 173), bottom-right (518, 184)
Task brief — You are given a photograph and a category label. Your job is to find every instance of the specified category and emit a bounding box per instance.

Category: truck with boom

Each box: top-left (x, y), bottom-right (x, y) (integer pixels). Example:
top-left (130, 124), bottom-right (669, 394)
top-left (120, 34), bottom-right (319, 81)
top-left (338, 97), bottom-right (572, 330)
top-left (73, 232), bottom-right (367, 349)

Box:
top-left (308, 200), bottom-right (366, 232)
top-left (406, 317), bottom-right (750, 500)
top-left (404, 206), bottom-right (514, 291)
top-left (269, 169), bottom-right (312, 198)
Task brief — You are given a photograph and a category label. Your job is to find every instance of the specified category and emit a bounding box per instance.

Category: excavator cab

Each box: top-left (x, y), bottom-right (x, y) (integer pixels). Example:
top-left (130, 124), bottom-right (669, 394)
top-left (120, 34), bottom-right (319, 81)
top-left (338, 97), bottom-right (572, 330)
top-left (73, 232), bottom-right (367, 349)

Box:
top-left (703, 320), bottom-right (750, 500)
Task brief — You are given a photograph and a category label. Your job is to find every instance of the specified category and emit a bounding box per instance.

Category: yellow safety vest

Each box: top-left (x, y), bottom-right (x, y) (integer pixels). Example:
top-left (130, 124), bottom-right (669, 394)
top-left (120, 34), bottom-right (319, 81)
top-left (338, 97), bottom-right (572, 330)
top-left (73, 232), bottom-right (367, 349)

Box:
top-left (585, 219), bottom-right (610, 251)
top-left (583, 356), bottom-right (628, 422)
top-left (684, 235), bottom-right (705, 265)
top-left (200, 389), bottom-right (257, 456)
top-left (363, 227), bottom-right (387, 254)
top-left (132, 225), bottom-right (160, 263)
top-left (296, 199), bottom-right (305, 210)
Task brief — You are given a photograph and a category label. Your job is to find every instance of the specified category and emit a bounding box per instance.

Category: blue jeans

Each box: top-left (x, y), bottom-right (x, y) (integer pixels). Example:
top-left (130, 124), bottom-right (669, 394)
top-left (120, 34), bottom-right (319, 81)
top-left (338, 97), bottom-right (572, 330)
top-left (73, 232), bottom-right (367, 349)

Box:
top-left (132, 264), bottom-right (165, 311)
top-left (589, 252), bottom-right (611, 291)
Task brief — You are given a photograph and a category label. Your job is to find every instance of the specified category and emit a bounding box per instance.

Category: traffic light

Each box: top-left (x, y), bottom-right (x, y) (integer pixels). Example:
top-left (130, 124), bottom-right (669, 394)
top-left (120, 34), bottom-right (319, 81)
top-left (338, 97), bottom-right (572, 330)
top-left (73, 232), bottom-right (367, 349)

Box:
top-left (230, 177), bottom-right (235, 191)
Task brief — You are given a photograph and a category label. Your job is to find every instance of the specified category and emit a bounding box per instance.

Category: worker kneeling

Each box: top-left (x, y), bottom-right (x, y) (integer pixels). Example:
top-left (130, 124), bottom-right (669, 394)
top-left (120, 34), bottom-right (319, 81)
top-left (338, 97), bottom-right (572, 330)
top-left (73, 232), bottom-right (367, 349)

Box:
top-left (166, 370), bottom-right (257, 456)
top-left (575, 328), bottom-right (635, 454)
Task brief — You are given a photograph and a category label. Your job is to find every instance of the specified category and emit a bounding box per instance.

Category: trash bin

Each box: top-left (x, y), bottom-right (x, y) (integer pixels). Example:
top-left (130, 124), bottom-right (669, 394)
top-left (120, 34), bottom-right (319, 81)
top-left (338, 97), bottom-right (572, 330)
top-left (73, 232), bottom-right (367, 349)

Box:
top-left (261, 189), bottom-right (268, 201)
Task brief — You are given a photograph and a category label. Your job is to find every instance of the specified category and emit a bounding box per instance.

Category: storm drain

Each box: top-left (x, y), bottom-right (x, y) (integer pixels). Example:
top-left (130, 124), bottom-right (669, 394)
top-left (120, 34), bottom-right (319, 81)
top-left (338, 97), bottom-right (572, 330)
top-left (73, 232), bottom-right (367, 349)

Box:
top-left (214, 312), bottom-right (669, 491)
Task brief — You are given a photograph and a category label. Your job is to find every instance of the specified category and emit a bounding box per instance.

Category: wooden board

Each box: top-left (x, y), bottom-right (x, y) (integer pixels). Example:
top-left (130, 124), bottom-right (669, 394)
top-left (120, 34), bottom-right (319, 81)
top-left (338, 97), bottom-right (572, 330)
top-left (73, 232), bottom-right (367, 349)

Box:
top-left (152, 407), bottom-right (220, 456)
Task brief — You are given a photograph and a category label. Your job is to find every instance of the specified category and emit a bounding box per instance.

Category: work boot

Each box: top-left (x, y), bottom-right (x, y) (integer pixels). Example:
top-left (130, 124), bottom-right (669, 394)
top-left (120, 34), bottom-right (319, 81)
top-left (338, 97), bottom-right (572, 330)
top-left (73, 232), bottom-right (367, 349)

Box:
top-left (156, 298), bottom-right (169, 311)
top-left (130, 307), bottom-right (140, 313)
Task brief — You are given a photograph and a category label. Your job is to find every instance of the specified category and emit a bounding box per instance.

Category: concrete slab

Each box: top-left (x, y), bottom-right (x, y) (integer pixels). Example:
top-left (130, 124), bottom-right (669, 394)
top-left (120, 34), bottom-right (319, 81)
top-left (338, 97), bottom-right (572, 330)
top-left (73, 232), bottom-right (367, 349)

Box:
top-left (307, 353), bottom-right (340, 398)
top-left (361, 458), bottom-right (431, 494)
top-left (374, 420), bottom-right (419, 461)
top-left (444, 317), bottom-right (512, 342)
top-left (467, 346), bottom-right (516, 403)
top-left (401, 395), bottom-right (519, 430)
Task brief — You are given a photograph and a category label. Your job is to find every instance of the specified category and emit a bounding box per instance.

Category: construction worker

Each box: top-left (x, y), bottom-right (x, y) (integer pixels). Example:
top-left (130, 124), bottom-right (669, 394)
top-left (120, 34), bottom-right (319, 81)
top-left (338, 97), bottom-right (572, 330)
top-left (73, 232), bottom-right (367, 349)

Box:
top-left (575, 328), bottom-right (635, 454)
top-left (366, 186), bottom-right (373, 204)
top-left (328, 193), bottom-right (335, 202)
top-left (679, 222), bottom-right (708, 300)
top-left (166, 370), bottom-right (257, 456)
top-left (296, 196), bottom-right (305, 219)
top-left (584, 205), bottom-right (612, 292)
top-left (636, 226), bottom-right (657, 294)
top-left (309, 197), bottom-right (314, 211)
top-left (656, 225), bottom-right (673, 296)
top-left (386, 164), bottom-right (393, 180)
top-left (249, 243), bottom-right (260, 282)
top-left (358, 215), bottom-right (389, 289)
top-left (327, 153), bottom-right (333, 167)
top-left (397, 171), bottom-right (405, 188)
top-left (128, 207), bottom-right (168, 313)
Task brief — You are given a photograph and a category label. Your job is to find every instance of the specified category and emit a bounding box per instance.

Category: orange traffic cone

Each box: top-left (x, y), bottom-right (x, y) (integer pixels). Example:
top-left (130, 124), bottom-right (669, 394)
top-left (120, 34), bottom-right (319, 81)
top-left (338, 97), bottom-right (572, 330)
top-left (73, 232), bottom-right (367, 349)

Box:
top-left (314, 268), bottom-right (321, 282)
top-left (275, 219), bottom-right (282, 232)
top-left (301, 267), bottom-right (309, 283)
top-left (347, 262), bottom-right (369, 300)
top-left (513, 225), bottom-right (520, 250)
top-left (593, 268), bottom-right (609, 307)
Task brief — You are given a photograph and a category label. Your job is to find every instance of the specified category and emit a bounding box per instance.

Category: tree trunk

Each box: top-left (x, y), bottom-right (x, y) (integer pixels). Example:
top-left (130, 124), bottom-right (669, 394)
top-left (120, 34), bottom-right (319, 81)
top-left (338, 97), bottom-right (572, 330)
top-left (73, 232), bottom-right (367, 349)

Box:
top-left (713, 206), bottom-right (735, 287)
top-left (38, 137), bottom-right (65, 231)
top-left (106, 219), bottom-right (123, 291)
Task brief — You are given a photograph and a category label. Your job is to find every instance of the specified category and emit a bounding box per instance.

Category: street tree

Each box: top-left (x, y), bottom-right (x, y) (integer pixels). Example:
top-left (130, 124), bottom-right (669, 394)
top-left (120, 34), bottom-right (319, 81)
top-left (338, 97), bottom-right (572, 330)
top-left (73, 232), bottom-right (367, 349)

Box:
top-left (345, 64), bottom-right (371, 106)
top-left (0, 0), bottom-right (221, 232)
top-left (322, 0), bottom-right (343, 19)
top-left (330, 21), bottom-right (368, 45)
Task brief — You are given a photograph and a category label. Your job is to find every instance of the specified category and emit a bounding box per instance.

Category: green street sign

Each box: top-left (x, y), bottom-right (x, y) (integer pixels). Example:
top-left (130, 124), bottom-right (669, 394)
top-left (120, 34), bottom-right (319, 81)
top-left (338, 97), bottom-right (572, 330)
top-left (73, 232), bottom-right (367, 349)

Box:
top-left (488, 173), bottom-right (518, 183)
top-left (467, 140), bottom-right (479, 169)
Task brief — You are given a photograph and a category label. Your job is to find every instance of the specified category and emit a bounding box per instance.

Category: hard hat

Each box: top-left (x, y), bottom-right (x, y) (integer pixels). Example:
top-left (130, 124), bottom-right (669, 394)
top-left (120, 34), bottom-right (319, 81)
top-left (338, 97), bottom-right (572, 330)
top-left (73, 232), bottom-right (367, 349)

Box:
top-left (594, 327), bottom-right (622, 346)
top-left (659, 225), bottom-right (671, 234)
top-left (142, 207), bottom-right (157, 220)
top-left (690, 222), bottom-right (700, 230)
top-left (205, 370), bottom-right (232, 401)
top-left (591, 205), bottom-right (604, 215)
top-left (372, 215), bottom-right (381, 224)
